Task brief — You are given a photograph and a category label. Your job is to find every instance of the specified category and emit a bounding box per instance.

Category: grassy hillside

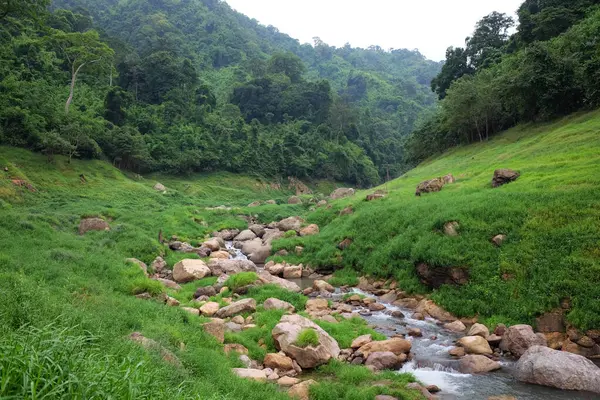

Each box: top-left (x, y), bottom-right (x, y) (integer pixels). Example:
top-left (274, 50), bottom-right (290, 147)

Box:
top-left (274, 110), bottom-right (600, 330)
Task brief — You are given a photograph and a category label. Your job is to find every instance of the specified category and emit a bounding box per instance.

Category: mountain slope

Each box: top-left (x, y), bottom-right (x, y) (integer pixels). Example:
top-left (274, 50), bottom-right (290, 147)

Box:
top-left (274, 110), bottom-right (600, 331)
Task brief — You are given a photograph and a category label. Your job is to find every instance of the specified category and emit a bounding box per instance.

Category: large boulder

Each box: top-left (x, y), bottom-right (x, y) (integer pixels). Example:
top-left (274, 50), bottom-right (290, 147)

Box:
top-left (241, 239), bottom-right (271, 264)
top-left (248, 224), bottom-right (266, 238)
top-left (313, 280), bottom-right (335, 293)
top-left (203, 238), bottom-right (225, 252)
top-left (214, 298), bottom-right (256, 318)
top-left (153, 182), bottom-right (166, 191)
top-left (492, 169), bottom-right (520, 188)
top-left (277, 216), bottom-right (304, 232)
top-left (234, 230), bottom-right (257, 242)
top-left (272, 314), bottom-right (340, 368)
top-left (288, 196), bottom-right (302, 205)
top-left (444, 320), bottom-right (467, 333)
top-left (78, 217), bottom-right (110, 235)
top-left (173, 259), bottom-right (211, 283)
top-left (202, 320), bottom-right (225, 343)
top-left (415, 299), bottom-right (457, 322)
top-left (459, 355), bottom-right (501, 374)
top-left (216, 229), bottom-right (240, 241)
top-left (357, 338), bottom-right (411, 358)
top-left (262, 229), bottom-right (285, 244)
top-left (515, 346), bottom-right (600, 393)
top-left (365, 351), bottom-right (404, 370)
top-left (258, 271), bottom-right (301, 292)
top-left (468, 323), bottom-right (490, 338)
top-left (500, 325), bottom-right (547, 358)
top-left (283, 265), bottom-right (302, 279)
top-left (330, 188), bottom-right (355, 200)
top-left (263, 298), bottom-right (295, 313)
top-left (458, 336), bottom-right (493, 355)
top-left (415, 178), bottom-right (444, 196)
top-left (208, 259), bottom-right (257, 276)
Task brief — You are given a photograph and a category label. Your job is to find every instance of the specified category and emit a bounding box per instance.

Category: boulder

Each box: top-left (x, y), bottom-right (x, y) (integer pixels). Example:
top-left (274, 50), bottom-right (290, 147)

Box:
top-left (199, 302), bottom-right (220, 316)
top-left (181, 307), bottom-right (200, 316)
top-left (492, 169), bottom-right (520, 188)
top-left (305, 298), bottom-right (329, 313)
top-left (500, 324), bottom-right (547, 358)
top-left (242, 240), bottom-right (271, 264)
top-left (351, 334), bottom-right (372, 349)
top-left (458, 336), bottom-right (493, 355)
top-left (234, 230), bottom-right (257, 242)
top-left (193, 286), bottom-right (217, 298)
top-left (487, 334), bottom-right (503, 347)
top-left (444, 320), bottom-right (467, 333)
top-left (288, 196), bottom-right (302, 204)
top-left (415, 299), bottom-right (457, 322)
top-left (263, 298), bottom-right (295, 313)
top-left (288, 380), bottom-right (316, 400)
top-left (379, 291), bottom-right (398, 304)
top-left (153, 182), bottom-right (166, 191)
top-left (78, 217), bottom-right (110, 235)
top-left (214, 298), bottom-right (256, 318)
top-left (515, 346), bottom-right (600, 393)
top-left (264, 353), bottom-right (294, 371)
top-left (365, 351), bottom-right (403, 370)
top-left (313, 280), bottom-right (335, 293)
top-left (299, 224), bottom-right (319, 237)
top-left (262, 229), bottom-right (285, 244)
top-left (154, 278), bottom-right (181, 290)
top-left (415, 178), bottom-right (444, 196)
top-left (265, 262), bottom-right (285, 276)
top-left (468, 323), bottom-right (490, 338)
top-left (283, 265), bottom-right (302, 279)
top-left (277, 376), bottom-right (300, 387)
top-left (257, 271), bottom-right (301, 292)
top-left (208, 259), bottom-right (257, 276)
top-left (216, 229), bottom-right (240, 241)
top-left (173, 259), bottom-right (211, 283)
top-left (209, 251), bottom-right (230, 259)
top-left (272, 314), bottom-right (340, 368)
top-left (202, 320), bottom-right (225, 343)
top-left (368, 303), bottom-right (386, 312)
top-left (492, 234), bottom-right (507, 247)
top-left (459, 355), bottom-right (501, 374)
top-left (150, 256), bottom-right (167, 273)
top-left (203, 238), bottom-right (224, 252)
top-left (366, 193), bottom-right (385, 201)
top-left (232, 368), bottom-right (267, 381)
top-left (443, 221), bottom-right (460, 236)
top-left (265, 200), bottom-right (277, 205)
top-left (449, 347), bottom-right (466, 358)
top-left (277, 216), bottom-right (304, 232)
top-left (129, 332), bottom-right (181, 367)
top-left (358, 338), bottom-right (411, 358)
top-left (248, 224), bottom-right (266, 238)
top-left (330, 188), bottom-right (355, 200)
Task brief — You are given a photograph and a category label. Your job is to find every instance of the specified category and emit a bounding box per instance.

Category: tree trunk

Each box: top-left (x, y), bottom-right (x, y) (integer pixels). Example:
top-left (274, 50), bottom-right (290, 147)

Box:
top-left (65, 63), bottom-right (86, 114)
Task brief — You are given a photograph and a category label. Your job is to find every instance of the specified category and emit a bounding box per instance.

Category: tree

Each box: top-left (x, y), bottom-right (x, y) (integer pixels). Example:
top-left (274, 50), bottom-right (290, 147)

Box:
top-left (1, 0), bottom-right (49, 21)
top-left (268, 52), bottom-right (306, 83)
top-left (465, 12), bottom-right (514, 69)
top-left (51, 30), bottom-right (114, 114)
top-left (431, 47), bottom-right (473, 99)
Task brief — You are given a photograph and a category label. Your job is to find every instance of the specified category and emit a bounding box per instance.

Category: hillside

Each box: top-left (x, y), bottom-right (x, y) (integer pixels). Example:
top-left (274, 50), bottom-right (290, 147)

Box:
top-left (274, 110), bottom-right (600, 331)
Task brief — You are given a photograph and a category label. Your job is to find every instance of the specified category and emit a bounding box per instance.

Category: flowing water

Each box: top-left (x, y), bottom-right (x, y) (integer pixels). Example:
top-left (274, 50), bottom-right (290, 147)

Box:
top-left (227, 244), bottom-right (599, 399)
top-left (350, 289), bottom-right (600, 400)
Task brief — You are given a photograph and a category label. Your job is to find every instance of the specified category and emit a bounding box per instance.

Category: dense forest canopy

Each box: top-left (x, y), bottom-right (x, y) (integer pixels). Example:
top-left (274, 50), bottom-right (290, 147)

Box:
top-left (0, 0), bottom-right (440, 186)
top-left (407, 0), bottom-right (600, 162)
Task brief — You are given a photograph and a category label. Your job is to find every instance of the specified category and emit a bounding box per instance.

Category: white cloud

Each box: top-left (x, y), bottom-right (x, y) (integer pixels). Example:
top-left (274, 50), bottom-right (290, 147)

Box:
top-left (224, 0), bottom-right (523, 61)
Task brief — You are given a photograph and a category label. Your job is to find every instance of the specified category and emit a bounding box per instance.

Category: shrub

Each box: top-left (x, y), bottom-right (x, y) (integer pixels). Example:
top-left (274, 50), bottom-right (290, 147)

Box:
top-left (295, 328), bottom-right (319, 347)
top-left (224, 272), bottom-right (258, 291)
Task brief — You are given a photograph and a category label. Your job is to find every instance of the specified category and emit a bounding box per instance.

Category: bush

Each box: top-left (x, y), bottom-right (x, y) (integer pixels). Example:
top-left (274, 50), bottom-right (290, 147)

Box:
top-left (224, 272), bottom-right (258, 291)
top-left (295, 328), bottom-right (319, 347)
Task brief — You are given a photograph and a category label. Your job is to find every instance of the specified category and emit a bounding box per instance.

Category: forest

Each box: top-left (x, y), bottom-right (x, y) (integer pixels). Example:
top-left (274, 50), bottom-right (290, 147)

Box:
top-left (0, 0), bottom-right (440, 186)
top-left (407, 0), bottom-right (600, 162)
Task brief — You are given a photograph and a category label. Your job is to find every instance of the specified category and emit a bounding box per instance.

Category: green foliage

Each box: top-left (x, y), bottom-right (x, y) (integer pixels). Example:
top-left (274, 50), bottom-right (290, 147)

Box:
top-left (328, 269), bottom-right (360, 287)
top-left (295, 328), bottom-right (319, 347)
top-left (246, 284), bottom-right (307, 311)
top-left (315, 317), bottom-right (386, 349)
top-left (224, 272), bottom-right (258, 291)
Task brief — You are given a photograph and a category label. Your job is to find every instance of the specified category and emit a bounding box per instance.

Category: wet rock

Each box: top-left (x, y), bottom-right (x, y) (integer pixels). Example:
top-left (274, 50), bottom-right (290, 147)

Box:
top-left (214, 298), bottom-right (256, 318)
top-left (173, 259), bottom-right (211, 283)
top-left (415, 299), bottom-right (456, 322)
top-left (459, 355), bottom-right (501, 374)
top-left (78, 217), bottom-right (110, 235)
top-left (379, 291), bottom-right (398, 303)
top-left (272, 315), bottom-right (340, 368)
top-left (492, 169), bottom-right (520, 188)
top-left (209, 250), bottom-right (230, 259)
top-left (413, 312), bottom-right (425, 320)
top-left (487, 334), bottom-right (503, 347)
top-left (393, 298), bottom-right (419, 309)
top-left (330, 188), bottom-right (355, 200)
top-left (444, 320), bottom-right (467, 333)
top-left (449, 347), bottom-right (465, 357)
top-left (368, 303), bottom-right (386, 312)
top-left (500, 324), bottom-right (547, 358)
top-left (407, 328), bottom-right (422, 338)
top-left (515, 346), bottom-right (600, 393)
top-left (458, 336), bottom-right (493, 355)
top-left (216, 229), bottom-right (240, 241)
top-left (391, 310), bottom-right (405, 319)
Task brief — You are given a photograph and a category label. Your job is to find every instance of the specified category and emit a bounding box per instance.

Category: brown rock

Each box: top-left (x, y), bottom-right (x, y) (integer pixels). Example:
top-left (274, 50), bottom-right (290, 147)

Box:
top-left (366, 194), bottom-right (385, 201)
top-left (339, 206), bottom-right (353, 216)
top-left (202, 320), bottom-right (225, 343)
top-left (500, 324), bottom-right (547, 358)
top-left (368, 303), bottom-right (386, 312)
top-left (536, 310), bottom-right (565, 333)
top-left (288, 379), bottom-right (317, 400)
top-left (224, 344), bottom-right (249, 355)
top-left (264, 353), bottom-right (294, 371)
top-left (365, 351), bottom-right (403, 370)
top-left (330, 188), bottom-right (355, 200)
top-left (449, 347), bottom-right (466, 357)
top-left (278, 376), bottom-right (300, 387)
top-left (358, 338), bottom-right (411, 358)
top-left (415, 299), bottom-right (457, 322)
top-left (283, 265), bottom-right (303, 279)
top-left (78, 217), bottom-right (110, 235)
top-left (492, 234), bottom-right (507, 247)
top-left (459, 355), bottom-right (501, 374)
top-left (173, 259), bottom-right (211, 283)
top-left (203, 238), bottom-right (224, 252)
top-left (543, 332), bottom-right (567, 350)
top-left (233, 368), bottom-right (267, 381)
top-left (337, 238), bottom-right (353, 250)
top-left (209, 251), bottom-right (230, 259)
top-left (214, 298), bottom-right (256, 318)
top-left (306, 298), bottom-right (329, 313)
top-left (263, 298), bottom-right (295, 313)
top-left (458, 336), bottom-right (493, 355)
top-left (492, 169), bottom-right (520, 188)
top-left (444, 320), bottom-right (467, 333)
top-left (351, 334), bottom-right (372, 349)
top-left (129, 332), bottom-right (181, 367)
top-left (415, 178), bottom-right (445, 196)
top-left (443, 221), bottom-right (460, 236)
top-left (299, 224), bottom-right (319, 237)
top-left (313, 280), bottom-right (335, 293)
top-left (467, 323), bottom-right (490, 338)
top-left (415, 264), bottom-right (468, 289)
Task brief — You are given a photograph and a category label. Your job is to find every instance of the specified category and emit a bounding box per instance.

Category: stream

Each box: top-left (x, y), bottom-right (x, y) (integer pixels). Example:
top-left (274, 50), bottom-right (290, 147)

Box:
top-left (227, 242), bottom-right (600, 399)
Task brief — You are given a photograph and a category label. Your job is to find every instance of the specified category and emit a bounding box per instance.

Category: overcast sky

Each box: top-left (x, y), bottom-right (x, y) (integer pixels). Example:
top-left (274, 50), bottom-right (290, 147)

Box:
top-left (224, 0), bottom-right (524, 61)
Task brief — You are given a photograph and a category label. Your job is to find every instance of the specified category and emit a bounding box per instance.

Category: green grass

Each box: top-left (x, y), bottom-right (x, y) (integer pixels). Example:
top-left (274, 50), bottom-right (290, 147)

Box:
top-left (224, 272), bottom-right (259, 291)
top-left (314, 317), bottom-right (386, 349)
top-left (274, 111), bottom-right (600, 330)
top-left (295, 328), bottom-right (320, 347)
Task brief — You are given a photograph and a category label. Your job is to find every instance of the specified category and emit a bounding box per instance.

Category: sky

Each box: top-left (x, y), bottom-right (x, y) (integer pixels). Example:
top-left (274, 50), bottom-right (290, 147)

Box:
top-left (224, 0), bottom-right (524, 61)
